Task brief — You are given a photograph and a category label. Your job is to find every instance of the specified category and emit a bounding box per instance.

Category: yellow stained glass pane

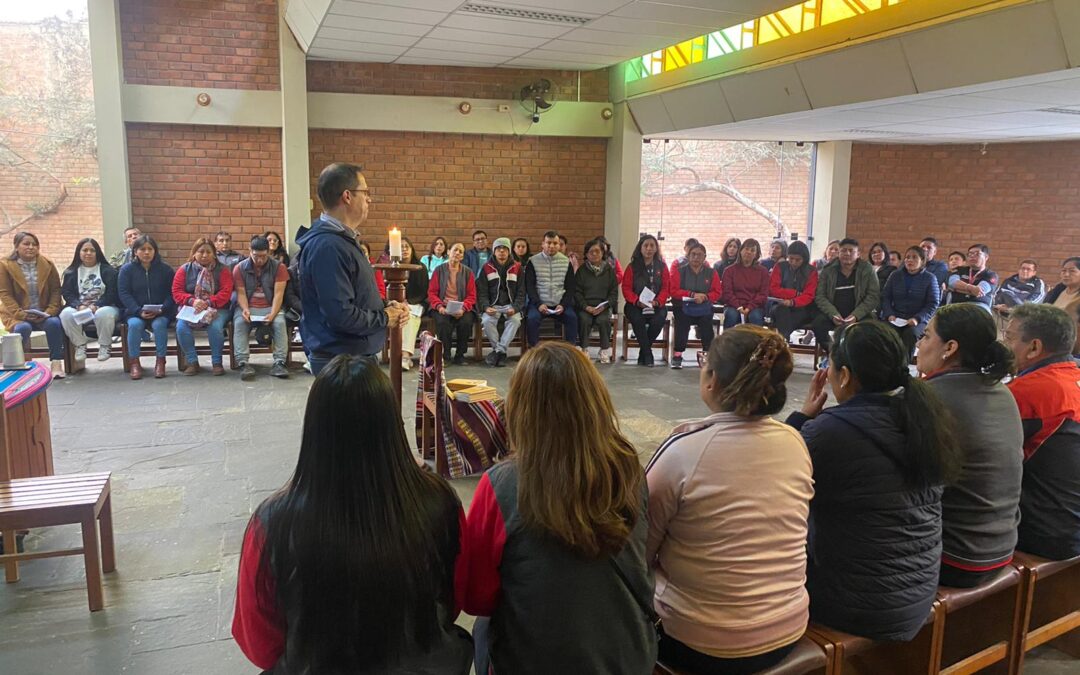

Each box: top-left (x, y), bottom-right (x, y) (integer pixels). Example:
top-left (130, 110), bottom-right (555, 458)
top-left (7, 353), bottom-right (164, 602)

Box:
top-left (821, 0), bottom-right (858, 26)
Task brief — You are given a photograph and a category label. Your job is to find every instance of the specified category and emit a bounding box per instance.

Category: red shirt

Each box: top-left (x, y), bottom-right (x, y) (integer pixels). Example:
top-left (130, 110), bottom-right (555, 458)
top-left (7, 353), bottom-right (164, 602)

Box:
top-left (233, 262), bottom-right (290, 309)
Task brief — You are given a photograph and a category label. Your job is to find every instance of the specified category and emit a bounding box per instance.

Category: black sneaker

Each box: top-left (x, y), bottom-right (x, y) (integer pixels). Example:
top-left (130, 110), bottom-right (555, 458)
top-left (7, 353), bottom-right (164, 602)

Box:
top-left (239, 362), bottom-right (256, 381)
top-left (644, 350), bottom-right (655, 367)
top-left (269, 361), bottom-right (289, 378)
top-left (484, 351), bottom-right (499, 367)
top-left (496, 351), bottom-right (508, 367)
top-left (671, 355), bottom-right (683, 369)
top-left (452, 354), bottom-right (466, 366)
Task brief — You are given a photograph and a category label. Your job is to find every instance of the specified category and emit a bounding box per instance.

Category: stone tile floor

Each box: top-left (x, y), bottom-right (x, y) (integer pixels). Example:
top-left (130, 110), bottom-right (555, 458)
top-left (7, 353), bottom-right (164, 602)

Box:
top-left (0, 349), bottom-right (1074, 673)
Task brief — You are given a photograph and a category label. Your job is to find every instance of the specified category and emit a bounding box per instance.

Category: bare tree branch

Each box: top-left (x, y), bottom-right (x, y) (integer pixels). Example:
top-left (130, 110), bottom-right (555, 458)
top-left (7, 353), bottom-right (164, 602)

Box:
top-left (645, 181), bottom-right (789, 238)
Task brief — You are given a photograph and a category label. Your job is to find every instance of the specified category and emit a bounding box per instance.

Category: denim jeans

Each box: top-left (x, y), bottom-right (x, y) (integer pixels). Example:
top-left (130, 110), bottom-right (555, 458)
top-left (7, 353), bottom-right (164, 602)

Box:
top-left (723, 306), bottom-right (765, 329)
top-left (126, 315), bottom-right (170, 358)
top-left (12, 316), bottom-right (65, 360)
top-left (525, 304), bottom-right (578, 346)
top-left (232, 309), bottom-right (288, 364)
top-left (176, 309), bottom-right (230, 366)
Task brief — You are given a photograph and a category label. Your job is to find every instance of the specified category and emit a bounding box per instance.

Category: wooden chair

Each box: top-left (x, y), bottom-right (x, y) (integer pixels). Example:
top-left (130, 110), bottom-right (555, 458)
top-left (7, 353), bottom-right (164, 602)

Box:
top-left (417, 333), bottom-right (446, 475)
top-left (471, 315), bottom-right (526, 363)
top-left (0, 472), bottom-right (115, 611)
top-left (1012, 551), bottom-right (1080, 670)
top-left (805, 603), bottom-right (941, 675)
top-left (676, 304), bottom-right (723, 354)
top-left (653, 633), bottom-right (833, 675)
top-left (934, 566), bottom-right (1026, 674)
top-left (620, 313), bottom-right (672, 363)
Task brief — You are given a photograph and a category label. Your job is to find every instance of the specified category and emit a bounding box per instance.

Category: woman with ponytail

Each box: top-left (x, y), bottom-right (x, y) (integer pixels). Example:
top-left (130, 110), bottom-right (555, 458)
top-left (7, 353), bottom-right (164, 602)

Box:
top-left (788, 320), bottom-right (961, 641)
top-left (647, 326), bottom-right (813, 674)
top-left (916, 303), bottom-right (1023, 587)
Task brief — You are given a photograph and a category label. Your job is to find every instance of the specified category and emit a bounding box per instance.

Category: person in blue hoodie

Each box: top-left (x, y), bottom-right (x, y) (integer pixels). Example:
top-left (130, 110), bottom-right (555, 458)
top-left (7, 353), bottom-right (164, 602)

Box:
top-left (117, 235), bottom-right (175, 380)
top-left (297, 162), bottom-right (408, 376)
top-left (880, 246), bottom-right (941, 359)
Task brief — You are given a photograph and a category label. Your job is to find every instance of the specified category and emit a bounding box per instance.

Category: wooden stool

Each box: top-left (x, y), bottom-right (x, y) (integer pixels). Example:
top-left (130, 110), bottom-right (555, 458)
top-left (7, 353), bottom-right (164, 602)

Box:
top-left (1012, 551), bottom-right (1080, 670)
top-left (934, 566), bottom-right (1025, 674)
top-left (653, 633), bottom-right (832, 675)
top-left (806, 603), bottom-right (941, 675)
top-left (0, 472), bottom-right (115, 611)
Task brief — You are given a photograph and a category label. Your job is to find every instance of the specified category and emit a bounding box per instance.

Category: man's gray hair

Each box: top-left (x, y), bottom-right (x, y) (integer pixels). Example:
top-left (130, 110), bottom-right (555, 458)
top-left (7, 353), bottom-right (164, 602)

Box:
top-left (1011, 304), bottom-right (1076, 356)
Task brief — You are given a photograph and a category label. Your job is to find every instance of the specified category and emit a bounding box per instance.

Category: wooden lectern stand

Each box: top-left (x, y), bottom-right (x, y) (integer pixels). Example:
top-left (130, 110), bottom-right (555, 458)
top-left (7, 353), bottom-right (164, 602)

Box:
top-left (374, 262), bottom-right (423, 403)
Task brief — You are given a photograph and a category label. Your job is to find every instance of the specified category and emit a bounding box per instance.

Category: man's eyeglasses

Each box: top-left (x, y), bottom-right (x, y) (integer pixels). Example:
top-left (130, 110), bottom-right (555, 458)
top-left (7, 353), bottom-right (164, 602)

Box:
top-left (347, 188), bottom-right (371, 198)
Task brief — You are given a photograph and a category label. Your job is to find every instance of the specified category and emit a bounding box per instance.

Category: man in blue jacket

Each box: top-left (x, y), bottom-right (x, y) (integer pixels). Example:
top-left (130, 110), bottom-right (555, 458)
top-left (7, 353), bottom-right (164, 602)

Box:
top-left (297, 162), bottom-right (408, 375)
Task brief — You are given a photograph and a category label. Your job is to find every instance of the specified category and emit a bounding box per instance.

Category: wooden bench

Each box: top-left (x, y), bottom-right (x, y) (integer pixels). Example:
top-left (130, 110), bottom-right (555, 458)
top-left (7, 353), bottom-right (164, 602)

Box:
top-left (805, 604), bottom-right (941, 675)
top-left (471, 316), bottom-right (526, 363)
top-left (654, 633), bottom-right (833, 675)
top-left (0, 472), bottom-right (115, 611)
top-left (417, 333), bottom-right (446, 475)
top-left (934, 565), bottom-right (1026, 674)
top-left (1012, 551), bottom-right (1080, 670)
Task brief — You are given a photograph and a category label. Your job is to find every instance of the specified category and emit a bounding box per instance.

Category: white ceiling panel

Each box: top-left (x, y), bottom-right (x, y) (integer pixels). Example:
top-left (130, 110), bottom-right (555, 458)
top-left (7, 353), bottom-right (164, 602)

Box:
top-left (439, 14), bottom-right (575, 38)
top-left (557, 28), bottom-right (674, 48)
top-left (360, 0), bottom-right (465, 9)
top-left (403, 48), bottom-right (505, 64)
top-left (425, 27), bottom-right (550, 48)
top-left (479, 0), bottom-right (628, 13)
top-left (316, 27), bottom-right (422, 46)
top-left (968, 84), bottom-right (1080, 106)
top-left (393, 57), bottom-right (503, 67)
top-left (584, 16), bottom-right (718, 39)
top-left (308, 49), bottom-right (397, 62)
top-left (411, 38), bottom-right (532, 57)
top-left (312, 38), bottom-right (415, 55)
top-left (326, 14), bottom-right (434, 36)
top-left (611, 2), bottom-right (755, 27)
top-left (505, 58), bottom-right (612, 71)
top-left (328, 1), bottom-right (450, 24)
top-left (653, 0), bottom-right (792, 13)
top-left (539, 39), bottom-right (644, 57)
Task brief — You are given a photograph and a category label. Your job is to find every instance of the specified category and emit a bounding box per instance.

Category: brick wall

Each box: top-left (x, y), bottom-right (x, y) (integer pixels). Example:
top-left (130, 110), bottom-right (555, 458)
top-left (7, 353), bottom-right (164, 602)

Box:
top-left (307, 130), bottom-right (606, 255)
top-left (640, 141), bottom-right (813, 263)
top-left (847, 142), bottom-right (1080, 278)
top-left (119, 0), bottom-right (279, 90)
top-left (126, 123), bottom-right (283, 263)
top-left (0, 21), bottom-right (101, 265)
top-left (307, 62), bottom-right (609, 102)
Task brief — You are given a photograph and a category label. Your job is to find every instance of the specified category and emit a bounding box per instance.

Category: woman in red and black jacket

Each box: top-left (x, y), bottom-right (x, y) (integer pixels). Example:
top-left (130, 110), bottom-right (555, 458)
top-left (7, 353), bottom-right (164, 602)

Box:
top-left (669, 242), bottom-right (722, 369)
top-left (622, 234), bottom-right (670, 367)
top-left (233, 356), bottom-right (472, 675)
top-left (462, 343), bottom-right (656, 675)
top-left (428, 242), bottom-right (477, 365)
top-left (172, 237), bottom-right (234, 375)
top-left (768, 240), bottom-right (819, 342)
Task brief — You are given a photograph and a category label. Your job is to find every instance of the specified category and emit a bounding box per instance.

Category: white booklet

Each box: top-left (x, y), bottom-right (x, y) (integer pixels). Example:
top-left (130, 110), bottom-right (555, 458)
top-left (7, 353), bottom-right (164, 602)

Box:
top-left (409, 304), bottom-right (424, 317)
top-left (72, 308), bottom-right (94, 325)
top-left (249, 314), bottom-right (269, 323)
top-left (445, 300), bottom-right (464, 315)
top-left (177, 305), bottom-right (209, 324)
top-left (890, 317), bottom-right (909, 327)
top-left (639, 286), bottom-right (656, 304)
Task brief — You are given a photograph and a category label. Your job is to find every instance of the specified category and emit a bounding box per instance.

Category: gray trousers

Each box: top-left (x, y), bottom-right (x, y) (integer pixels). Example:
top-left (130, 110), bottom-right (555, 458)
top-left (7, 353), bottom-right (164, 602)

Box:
top-left (233, 309), bottom-right (288, 363)
top-left (480, 308), bottom-right (521, 353)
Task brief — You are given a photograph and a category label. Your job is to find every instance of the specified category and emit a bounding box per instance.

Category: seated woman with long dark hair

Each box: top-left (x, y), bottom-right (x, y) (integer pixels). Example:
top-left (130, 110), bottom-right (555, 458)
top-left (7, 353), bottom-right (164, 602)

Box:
top-left (59, 237), bottom-right (121, 365)
top-left (233, 355), bottom-right (472, 674)
top-left (788, 321), bottom-right (961, 641)
top-left (621, 234), bottom-right (669, 367)
top-left (916, 304), bottom-right (1022, 588)
top-left (463, 342), bottom-right (656, 674)
top-left (0, 232), bottom-right (66, 377)
top-left (648, 326), bottom-right (813, 674)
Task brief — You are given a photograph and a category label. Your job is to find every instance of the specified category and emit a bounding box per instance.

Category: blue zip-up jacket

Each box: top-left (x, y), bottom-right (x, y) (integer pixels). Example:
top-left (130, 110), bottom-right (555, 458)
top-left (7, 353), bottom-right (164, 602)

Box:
top-left (463, 248), bottom-right (490, 280)
top-left (117, 257), bottom-right (176, 320)
top-left (881, 268), bottom-right (940, 327)
top-left (296, 216), bottom-right (387, 358)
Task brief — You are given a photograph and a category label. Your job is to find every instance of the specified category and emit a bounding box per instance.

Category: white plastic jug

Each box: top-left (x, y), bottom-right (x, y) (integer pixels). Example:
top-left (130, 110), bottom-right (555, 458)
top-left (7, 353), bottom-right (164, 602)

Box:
top-left (1, 333), bottom-right (25, 369)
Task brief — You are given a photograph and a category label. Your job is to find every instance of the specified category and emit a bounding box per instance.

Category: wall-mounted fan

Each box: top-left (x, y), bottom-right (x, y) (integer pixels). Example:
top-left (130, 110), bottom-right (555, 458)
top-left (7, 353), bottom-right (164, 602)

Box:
top-left (519, 78), bottom-right (556, 123)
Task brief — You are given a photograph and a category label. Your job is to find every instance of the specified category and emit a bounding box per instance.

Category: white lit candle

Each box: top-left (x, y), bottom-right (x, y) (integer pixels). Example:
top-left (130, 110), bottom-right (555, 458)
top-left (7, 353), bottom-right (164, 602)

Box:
top-left (389, 227), bottom-right (402, 258)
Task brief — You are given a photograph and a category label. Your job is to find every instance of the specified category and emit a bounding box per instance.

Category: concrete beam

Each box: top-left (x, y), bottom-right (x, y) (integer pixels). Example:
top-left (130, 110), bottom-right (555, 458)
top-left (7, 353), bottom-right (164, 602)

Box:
top-left (122, 85), bottom-right (283, 127)
top-left (809, 141), bottom-right (851, 260)
top-left (279, 0), bottom-right (311, 250)
top-left (87, 0), bottom-right (132, 254)
top-left (604, 103), bottom-right (642, 268)
top-left (307, 93), bottom-right (614, 138)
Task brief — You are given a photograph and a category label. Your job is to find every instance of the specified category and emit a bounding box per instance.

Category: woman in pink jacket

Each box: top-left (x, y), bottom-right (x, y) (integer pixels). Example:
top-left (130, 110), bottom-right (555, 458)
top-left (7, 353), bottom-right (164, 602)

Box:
top-left (646, 325), bottom-right (814, 674)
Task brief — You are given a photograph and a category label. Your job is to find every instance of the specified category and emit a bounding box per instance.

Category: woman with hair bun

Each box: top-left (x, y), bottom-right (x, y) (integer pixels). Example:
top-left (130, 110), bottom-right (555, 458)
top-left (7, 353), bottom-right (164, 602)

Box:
top-left (789, 320), bottom-right (961, 640)
top-left (646, 326), bottom-right (814, 674)
top-left (916, 303), bottom-right (1023, 587)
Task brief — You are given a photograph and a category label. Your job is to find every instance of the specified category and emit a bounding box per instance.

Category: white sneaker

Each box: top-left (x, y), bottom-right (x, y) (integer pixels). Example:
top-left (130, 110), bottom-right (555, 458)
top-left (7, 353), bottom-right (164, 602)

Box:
top-left (599, 349), bottom-right (612, 364)
top-left (97, 344), bottom-right (111, 362)
top-left (50, 360), bottom-right (65, 379)
top-left (74, 345), bottom-right (86, 362)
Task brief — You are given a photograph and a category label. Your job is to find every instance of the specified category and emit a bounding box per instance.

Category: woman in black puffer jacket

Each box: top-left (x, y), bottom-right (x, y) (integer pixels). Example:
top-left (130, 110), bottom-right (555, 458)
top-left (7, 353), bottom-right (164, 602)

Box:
top-left (787, 321), bottom-right (962, 641)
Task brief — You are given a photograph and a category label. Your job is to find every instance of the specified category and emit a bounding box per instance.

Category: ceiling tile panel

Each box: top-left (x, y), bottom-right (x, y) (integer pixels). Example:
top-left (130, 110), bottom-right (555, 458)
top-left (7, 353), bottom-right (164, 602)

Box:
top-left (326, 15), bottom-right (434, 36)
top-left (584, 16), bottom-right (717, 40)
top-left (477, 0), bottom-right (627, 13)
top-left (439, 14), bottom-right (576, 38)
top-left (611, 2), bottom-right (754, 28)
top-left (411, 38), bottom-right (531, 57)
top-left (425, 27), bottom-right (550, 47)
top-left (311, 38), bottom-right (414, 55)
top-left (317, 26), bottom-right (421, 46)
top-left (360, 0), bottom-right (465, 9)
top-left (328, 1), bottom-right (450, 24)
top-left (403, 48), bottom-right (507, 64)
